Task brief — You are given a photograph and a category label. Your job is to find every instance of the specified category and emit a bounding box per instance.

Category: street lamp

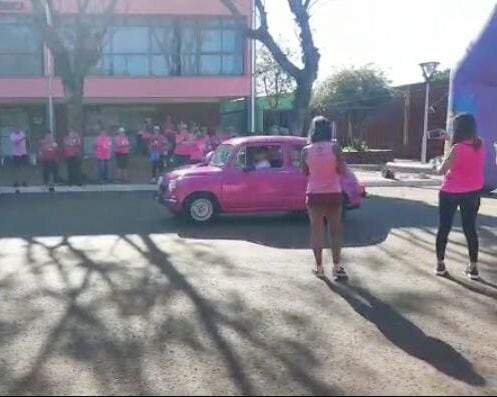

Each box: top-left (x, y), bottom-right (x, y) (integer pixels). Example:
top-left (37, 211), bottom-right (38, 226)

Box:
top-left (419, 61), bottom-right (440, 163)
top-left (44, 0), bottom-right (55, 137)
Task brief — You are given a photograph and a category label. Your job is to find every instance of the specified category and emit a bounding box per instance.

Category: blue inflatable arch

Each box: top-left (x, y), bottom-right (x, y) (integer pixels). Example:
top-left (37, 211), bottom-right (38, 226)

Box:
top-left (448, 6), bottom-right (497, 190)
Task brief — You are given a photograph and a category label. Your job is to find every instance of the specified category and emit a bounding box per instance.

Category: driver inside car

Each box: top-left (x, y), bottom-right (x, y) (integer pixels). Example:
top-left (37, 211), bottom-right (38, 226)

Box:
top-left (253, 147), bottom-right (271, 170)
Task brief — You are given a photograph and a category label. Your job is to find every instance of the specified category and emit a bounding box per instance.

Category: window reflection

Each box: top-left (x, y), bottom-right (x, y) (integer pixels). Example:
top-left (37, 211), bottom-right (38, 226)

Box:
top-left (91, 16), bottom-right (244, 77)
top-left (0, 16), bottom-right (42, 76)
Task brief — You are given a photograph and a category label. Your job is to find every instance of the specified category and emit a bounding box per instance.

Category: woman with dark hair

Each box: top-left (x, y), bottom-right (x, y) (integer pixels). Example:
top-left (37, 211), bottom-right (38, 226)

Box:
top-left (436, 113), bottom-right (486, 280)
top-left (302, 116), bottom-right (347, 280)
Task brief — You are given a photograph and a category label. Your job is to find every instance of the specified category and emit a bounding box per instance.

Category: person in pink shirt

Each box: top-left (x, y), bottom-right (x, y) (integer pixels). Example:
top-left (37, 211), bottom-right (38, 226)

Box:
top-left (10, 128), bottom-right (29, 190)
top-left (95, 128), bottom-right (112, 183)
top-left (204, 128), bottom-right (220, 155)
top-left (163, 117), bottom-right (177, 168)
top-left (114, 127), bottom-right (131, 183)
top-left (63, 128), bottom-right (82, 186)
top-left (189, 128), bottom-right (208, 164)
top-left (38, 132), bottom-right (60, 191)
top-left (302, 116), bottom-right (347, 280)
top-left (435, 113), bottom-right (486, 280)
top-left (164, 115), bottom-right (175, 135)
top-left (149, 126), bottom-right (166, 183)
top-left (174, 122), bottom-right (193, 166)
top-left (138, 121), bottom-right (153, 155)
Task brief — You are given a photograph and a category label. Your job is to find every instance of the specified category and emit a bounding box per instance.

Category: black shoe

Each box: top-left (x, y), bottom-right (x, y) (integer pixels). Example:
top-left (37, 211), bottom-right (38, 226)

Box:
top-left (22, 182), bottom-right (28, 187)
top-left (49, 186), bottom-right (55, 193)
top-left (13, 182), bottom-right (19, 188)
top-left (465, 265), bottom-right (480, 281)
top-left (436, 262), bottom-right (449, 277)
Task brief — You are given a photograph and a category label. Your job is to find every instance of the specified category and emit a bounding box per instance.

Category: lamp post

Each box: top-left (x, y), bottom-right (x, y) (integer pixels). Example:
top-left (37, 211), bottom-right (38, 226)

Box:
top-left (419, 61), bottom-right (439, 163)
top-left (44, 0), bottom-right (55, 137)
top-left (249, 0), bottom-right (257, 134)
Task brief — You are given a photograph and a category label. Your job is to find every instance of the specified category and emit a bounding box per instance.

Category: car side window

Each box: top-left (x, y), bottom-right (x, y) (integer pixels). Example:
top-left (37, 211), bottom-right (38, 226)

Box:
top-left (235, 146), bottom-right (247, 168)
top-left (246, 145), bottom-right (284, 170)
top-left (290, 145), bottom-right (305, 168)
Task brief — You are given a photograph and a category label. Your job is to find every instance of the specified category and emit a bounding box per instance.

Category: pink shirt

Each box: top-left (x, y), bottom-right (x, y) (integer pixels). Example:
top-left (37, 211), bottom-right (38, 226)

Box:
top-left (95, 135), bottom-right (112, 160)
top-left (305, 142), bottom-right (342, 194)
top-left (64, 134), bottom-right (82, 158)
top-left (175, 130), bottom-right (193, 156)
top-left (441, 140), bottom-right (486, 193)
top-left (190, 136), bottom-right (207, 161)
top-left (114, 135), bottom-right (130, 154)
top-left (10, 131), bottom-right (27, 157)
top-left (39, 139), bottom-right (59, 161)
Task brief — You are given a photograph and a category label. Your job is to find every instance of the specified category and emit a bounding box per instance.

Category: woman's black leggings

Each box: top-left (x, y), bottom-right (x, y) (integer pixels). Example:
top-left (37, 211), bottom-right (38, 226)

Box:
top-left (436, 191), bottom-right (481, 263)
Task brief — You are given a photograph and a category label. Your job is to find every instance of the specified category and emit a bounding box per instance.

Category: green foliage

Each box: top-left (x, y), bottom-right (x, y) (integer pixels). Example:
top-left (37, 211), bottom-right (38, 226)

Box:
top-left (256, 45), bottom-right (297, 110)
top-left (312, 65), bottom-right (393, 144)
top-left (431, 68), bottom-right (451, 82)
top-left (313, 65), bottom-right (393, 113)
top-left (342, 139), bottom-right (369, 153)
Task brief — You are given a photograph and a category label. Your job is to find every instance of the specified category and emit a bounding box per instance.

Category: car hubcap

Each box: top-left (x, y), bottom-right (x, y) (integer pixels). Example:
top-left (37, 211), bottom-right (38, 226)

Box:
top-left (191, 198), bottom-right (213, 221)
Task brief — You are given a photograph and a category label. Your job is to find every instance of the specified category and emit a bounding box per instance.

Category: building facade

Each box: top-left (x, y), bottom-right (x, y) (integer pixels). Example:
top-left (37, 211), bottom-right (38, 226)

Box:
top-left (0, 0), bottom-right (252, 154)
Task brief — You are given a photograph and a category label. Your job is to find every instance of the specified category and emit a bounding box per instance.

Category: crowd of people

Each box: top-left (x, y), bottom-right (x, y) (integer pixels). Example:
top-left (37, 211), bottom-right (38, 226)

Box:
top-left (6, 116), bottom-right (234, 192)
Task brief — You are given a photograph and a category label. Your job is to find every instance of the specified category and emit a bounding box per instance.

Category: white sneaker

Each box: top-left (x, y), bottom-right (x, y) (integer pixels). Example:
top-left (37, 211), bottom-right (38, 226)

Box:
top-left (332, 265), bottom-right (349, 281)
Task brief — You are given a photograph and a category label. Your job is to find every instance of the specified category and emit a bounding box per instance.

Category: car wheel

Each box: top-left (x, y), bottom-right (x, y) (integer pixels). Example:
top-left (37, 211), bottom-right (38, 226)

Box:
top-left (184, 193), bottom-right (219, 223)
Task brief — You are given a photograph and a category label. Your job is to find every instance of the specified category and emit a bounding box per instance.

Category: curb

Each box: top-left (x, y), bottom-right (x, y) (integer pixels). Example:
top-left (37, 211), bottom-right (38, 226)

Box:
top-left (0, 184), bottom-right (156, 194)
top-left (0, 179), bottom-right (443, 195)
top-left (363, 179), bottom-right (442, 188)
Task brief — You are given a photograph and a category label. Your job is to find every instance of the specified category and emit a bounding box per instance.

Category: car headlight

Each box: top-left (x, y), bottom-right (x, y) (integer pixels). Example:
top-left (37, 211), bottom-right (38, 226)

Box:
top-left (168, 179), bottom-right (178, 193)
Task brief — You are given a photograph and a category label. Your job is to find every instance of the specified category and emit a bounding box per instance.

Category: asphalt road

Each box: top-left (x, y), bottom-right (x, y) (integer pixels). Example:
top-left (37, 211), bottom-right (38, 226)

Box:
top-left (0, 187), bottom-right (496, 396)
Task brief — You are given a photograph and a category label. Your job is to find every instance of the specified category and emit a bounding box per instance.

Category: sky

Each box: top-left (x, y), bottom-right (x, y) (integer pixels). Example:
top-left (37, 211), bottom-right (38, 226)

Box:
top-left (264, 0), bottom-right (497, 86)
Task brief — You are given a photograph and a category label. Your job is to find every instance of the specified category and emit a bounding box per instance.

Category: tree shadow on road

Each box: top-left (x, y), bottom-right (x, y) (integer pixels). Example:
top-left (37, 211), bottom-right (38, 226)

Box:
top-left (0, 234), bottom-right (341, 396)
top-left (321, 278), bottom-right (487, 387)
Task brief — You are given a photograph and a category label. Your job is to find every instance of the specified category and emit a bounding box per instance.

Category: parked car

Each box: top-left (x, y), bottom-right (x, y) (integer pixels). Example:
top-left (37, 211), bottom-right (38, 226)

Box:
top-left (156, 136), bottom-right (366, 223)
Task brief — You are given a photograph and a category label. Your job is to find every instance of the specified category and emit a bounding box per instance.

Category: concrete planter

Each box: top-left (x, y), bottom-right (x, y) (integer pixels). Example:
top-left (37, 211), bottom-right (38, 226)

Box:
top-left (343, 150), bottom-right (394, 165)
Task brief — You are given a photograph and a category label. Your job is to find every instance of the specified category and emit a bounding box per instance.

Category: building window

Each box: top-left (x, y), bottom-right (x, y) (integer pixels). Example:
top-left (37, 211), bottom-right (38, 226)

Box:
top-left (182, 18), bottom-right (244, 76)
top-left (0, 16), bottom-right (42, 76)
top-left (91, 16), bottom-right (244, 77)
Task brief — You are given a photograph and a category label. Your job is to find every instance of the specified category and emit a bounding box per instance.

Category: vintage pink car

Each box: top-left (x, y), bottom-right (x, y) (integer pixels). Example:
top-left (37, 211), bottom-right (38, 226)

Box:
top-left (157, 136), bottom-right (365, 223)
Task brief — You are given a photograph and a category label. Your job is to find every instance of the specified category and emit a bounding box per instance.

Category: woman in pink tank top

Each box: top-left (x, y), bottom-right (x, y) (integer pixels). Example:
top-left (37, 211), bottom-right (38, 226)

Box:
top-left (302, 116), bottom-right (347, 281)
top-left (435, 113), bottom-right (486, 280)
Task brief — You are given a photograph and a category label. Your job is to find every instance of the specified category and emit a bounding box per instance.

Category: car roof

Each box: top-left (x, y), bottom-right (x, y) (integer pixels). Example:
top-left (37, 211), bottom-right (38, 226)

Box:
top-left (225, 135), bottom-right (307, 146)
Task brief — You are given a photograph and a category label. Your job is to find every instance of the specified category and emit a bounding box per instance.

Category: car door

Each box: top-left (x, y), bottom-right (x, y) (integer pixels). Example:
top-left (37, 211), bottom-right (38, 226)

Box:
top-left (221, 144), bottom-right (290, 211)
top-left (285, 144), bottom-right (308, 210)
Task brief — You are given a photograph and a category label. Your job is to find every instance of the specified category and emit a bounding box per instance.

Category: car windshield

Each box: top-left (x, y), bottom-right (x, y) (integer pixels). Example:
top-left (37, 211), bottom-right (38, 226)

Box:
top-left (210, 144), bottom-right (234, 167)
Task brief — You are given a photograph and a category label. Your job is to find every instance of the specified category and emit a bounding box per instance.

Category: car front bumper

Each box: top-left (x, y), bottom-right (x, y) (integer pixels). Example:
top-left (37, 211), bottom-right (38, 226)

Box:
top-left (155, 192), bottom-right (182, 213)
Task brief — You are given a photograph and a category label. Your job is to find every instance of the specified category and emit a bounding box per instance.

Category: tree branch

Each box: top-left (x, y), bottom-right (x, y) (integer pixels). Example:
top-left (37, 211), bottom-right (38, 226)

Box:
top-left (220, 0), bottom-right (302, 79)
top-left (287, 0), bottom-right (320, 80)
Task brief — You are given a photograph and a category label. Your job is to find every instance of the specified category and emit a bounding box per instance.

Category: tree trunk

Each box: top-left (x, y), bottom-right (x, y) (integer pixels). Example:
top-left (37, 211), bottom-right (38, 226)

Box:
top-left (290, 77), bottom-right (313, 135)
top-left (64, 79), bottom-right (85, 136)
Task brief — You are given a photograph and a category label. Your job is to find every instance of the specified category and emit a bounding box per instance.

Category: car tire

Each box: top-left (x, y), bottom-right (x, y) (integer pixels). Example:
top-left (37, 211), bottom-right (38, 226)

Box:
top-left (184, 193), bottom-right (219, 224)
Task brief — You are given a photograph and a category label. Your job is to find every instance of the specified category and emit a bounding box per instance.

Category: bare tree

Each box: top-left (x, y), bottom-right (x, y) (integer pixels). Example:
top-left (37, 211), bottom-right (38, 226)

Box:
top-left (30, 0), bottom-right (119, 135)
top-left (220, 0), bottom-right (320, 134)
top-left (256, 44), bottom-right (296, 111)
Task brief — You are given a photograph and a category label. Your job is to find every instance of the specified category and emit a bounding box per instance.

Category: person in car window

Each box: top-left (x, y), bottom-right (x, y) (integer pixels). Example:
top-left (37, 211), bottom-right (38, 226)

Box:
top-left (254, 147), bottom-right (271, 170)
top-left (302, 116), bottom-right (347, 281)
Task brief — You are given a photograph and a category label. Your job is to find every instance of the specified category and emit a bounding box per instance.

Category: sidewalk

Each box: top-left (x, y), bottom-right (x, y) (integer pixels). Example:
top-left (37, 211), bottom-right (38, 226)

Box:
top-left (0, 170), bottom-right (444, 194)
top-left (0, 184), bottom-right (157, 194)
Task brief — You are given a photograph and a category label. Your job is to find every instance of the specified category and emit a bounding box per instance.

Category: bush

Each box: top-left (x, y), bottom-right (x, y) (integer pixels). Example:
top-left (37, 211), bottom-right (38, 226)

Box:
top-left (342, 139), bottom-right (369, 152)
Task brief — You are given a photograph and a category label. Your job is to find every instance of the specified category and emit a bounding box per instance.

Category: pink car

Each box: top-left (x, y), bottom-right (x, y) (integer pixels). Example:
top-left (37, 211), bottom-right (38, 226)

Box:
top-left (157, 136), bottom-right (365, 223)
